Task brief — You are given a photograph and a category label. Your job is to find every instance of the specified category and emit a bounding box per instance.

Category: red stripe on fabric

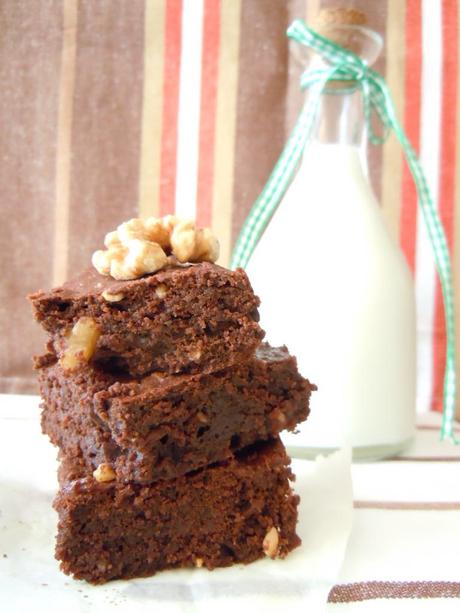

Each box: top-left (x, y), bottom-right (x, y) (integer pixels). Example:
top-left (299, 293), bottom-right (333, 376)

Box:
top-left (432, 0), bottom-right (458, 411)
top-left (400, 0), bottom-right (422, 272)
top-left (159, 0), bottom-right (182, 215)
top-left (196, 0), bottom-right (220, 227)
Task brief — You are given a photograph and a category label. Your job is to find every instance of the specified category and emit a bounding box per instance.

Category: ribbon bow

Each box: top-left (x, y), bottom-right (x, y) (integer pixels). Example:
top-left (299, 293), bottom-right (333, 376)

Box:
top-left (231, 19), bottom-right (457, 442)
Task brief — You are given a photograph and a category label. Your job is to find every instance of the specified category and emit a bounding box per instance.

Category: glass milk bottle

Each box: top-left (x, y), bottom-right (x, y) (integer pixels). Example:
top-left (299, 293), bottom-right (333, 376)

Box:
top-left (246, 20), bottom-right (416, 460)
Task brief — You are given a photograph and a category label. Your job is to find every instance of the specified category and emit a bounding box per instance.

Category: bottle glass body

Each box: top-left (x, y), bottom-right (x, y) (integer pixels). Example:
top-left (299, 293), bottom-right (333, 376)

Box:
top-left (246, 27), bottom-right (416, 460)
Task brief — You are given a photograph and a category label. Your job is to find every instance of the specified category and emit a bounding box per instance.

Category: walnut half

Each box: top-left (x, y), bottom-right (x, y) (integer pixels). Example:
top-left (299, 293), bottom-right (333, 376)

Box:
top-left (92, 216), bottom-right (220, 280)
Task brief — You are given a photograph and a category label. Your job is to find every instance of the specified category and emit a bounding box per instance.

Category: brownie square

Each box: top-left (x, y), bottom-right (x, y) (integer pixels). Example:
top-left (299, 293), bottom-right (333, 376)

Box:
top-left (54, 438), bottom-right (300, 584)
top-left (38, 344), bottom-right (315, 483)
top-left (29, 262), bottom-right (264, 377)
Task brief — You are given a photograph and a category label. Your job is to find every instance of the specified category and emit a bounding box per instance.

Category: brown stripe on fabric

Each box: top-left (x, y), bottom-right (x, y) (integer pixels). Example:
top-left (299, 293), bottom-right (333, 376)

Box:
top-left (416, 423), bottom-right (460, 432)
top-left (381, 0), bottom-right (406, 242)
top-left (231, 0), bottom-right (289, 250)
top-left (354, 500), bottom-right (460, 510)
top-left (455, 0), bottom-right (460, 421)
top-left (386, 455), bottom-right (460, 462)
top-left (138, 0), bottom-right (166, 219)
top-left (0, 1), bottom-right (62, 393)
top-left (67, 0), bottom-right (145, 272)
top-left (53, 0), bottom-right (78, 287)
top-left (213, 0), bottom-right (241, 267)
top-left (328, 581), bottom-right (460, 602)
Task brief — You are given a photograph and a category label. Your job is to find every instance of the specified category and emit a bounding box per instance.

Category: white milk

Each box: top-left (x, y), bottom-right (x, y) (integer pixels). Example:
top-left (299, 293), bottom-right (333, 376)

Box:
top-left (247, 143), bottom-right (416, 458)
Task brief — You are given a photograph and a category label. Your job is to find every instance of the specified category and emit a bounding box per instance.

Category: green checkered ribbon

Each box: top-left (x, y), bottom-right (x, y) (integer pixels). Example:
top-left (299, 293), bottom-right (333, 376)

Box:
top-left (231, 19), bottom-right (457, 443)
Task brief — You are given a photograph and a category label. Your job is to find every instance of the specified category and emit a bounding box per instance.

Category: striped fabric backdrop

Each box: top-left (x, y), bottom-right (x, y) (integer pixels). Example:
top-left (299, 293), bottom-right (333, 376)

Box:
top-left (0, 0), bottom-right (459, 421)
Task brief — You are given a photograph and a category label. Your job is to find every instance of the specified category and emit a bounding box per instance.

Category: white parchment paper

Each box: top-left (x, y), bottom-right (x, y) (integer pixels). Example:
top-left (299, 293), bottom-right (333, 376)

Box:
top-left (0, 395), bottom-right (353, 613)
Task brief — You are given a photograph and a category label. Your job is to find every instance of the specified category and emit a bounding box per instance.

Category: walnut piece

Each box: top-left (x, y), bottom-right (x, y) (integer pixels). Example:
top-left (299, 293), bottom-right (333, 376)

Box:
top-left (170, 220), bottom-right (197, 262)
top-left (196, 411), bottom-right (208, 423)
top-left (171, 222), bottom-right (219, 263)
top-left (270, 408), bottom-right (287, 427)
top-left (155, 284), bottom-right (168, 299)
top-left (263, 527), bottom-right (279, 559)
top-left (110, 239), bottom-right (168, 281)
top-left (92, 216), bottom-right (219, 280)
top-left (101, 290), bottom-right (124, 302)
top-left (104, 230), bottom-right (122, 249)
top-left (189, 348), bottom-right (202, 362)
top-left (93, 463), bottom-right (116, 483)
top-left (194, 557), bottom-right (204, 568)
top-left (60, 317), bottom-right (100, 371)
top-left (92, 249), bottom-right (112, 276)
top-left (192, 228), bottom-right (220, 262)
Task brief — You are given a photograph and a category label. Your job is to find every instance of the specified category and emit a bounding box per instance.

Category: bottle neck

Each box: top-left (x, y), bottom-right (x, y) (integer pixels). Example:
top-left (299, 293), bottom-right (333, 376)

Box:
top-left (310, 86), bottom-right (366, 146)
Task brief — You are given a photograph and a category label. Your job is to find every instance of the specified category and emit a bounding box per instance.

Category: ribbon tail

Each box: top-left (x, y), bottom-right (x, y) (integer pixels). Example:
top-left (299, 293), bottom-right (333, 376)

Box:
top-left (381, 88), bottom-right (458, 444)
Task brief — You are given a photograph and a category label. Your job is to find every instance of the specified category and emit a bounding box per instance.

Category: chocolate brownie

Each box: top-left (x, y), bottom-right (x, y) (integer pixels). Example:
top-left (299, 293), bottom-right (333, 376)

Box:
top-left (29, 262), bottom-right (263, 377)
top-left (39, 344), bottom-right (315, 483)
top-left (54, 438), bottom-right (300, 584)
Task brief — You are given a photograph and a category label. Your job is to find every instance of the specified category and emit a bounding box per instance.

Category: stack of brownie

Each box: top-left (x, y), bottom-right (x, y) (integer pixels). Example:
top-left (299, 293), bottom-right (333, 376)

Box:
top-left (30, 261), bottom-right (315, 584)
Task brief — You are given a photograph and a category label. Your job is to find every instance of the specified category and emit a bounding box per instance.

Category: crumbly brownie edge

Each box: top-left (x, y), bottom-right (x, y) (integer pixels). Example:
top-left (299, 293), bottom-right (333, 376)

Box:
top-left (29, 263), bottom-right (260, 333)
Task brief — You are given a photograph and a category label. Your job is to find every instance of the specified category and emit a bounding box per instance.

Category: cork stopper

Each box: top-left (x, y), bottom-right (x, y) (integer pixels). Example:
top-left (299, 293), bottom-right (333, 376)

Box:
top-left (313, 8), bottom-right (367, 29)
top-left (312, 8), bottom-right (368, 54)
top-left (290, 6), bottom-right (380, 72)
